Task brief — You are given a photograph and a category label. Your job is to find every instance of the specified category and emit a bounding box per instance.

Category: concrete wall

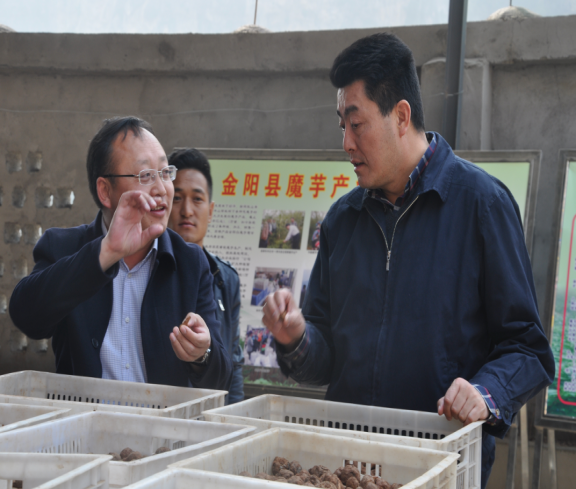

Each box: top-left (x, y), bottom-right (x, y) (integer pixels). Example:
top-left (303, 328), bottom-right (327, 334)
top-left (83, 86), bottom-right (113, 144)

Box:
top-left (0, 16), bottom-right (574, 377)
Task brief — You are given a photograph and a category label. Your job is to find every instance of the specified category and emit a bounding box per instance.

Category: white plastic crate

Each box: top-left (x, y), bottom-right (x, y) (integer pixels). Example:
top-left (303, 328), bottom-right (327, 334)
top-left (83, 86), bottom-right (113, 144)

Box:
top-left (0, 403), bottom-right (69, 434)
top-left (203, 394), bottom-right (483, 489)
top-left (0, 411), bottom-right (255, 488)
top-left (0, 453), bottom-right (110, 489)
top-left (171, 428), bottom-right (460, 489)
top-left (0, 371), bottom-right (226, 419)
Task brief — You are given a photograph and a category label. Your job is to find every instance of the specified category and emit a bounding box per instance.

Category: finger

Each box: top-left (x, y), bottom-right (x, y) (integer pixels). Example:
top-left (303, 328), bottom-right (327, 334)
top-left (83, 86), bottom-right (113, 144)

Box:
top-left (263, 294), bottom-right (281, 324)
top-left (180, 325), bottom-right (207, 348)
top-left (173, 327), bottom-right (202, 358)
top-left (457, 397), bottom-right (477, 424)
top-left (437, 397), bottom-right (445, 416)
top-left (449, 392), bottom-right (467, 422)
top-left (442, 380), bottom-right (462, 421)
top-left (463, 406), bottom-right (483, 426)
top-left (170, 330), bottom-right (190, 360)
top-left (141, 223), bottom-right (164, 243)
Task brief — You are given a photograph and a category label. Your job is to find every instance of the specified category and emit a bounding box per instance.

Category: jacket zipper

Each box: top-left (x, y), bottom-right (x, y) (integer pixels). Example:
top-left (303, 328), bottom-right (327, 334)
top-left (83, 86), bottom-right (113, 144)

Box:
top-left (366, 196), bottom-right (419, 272)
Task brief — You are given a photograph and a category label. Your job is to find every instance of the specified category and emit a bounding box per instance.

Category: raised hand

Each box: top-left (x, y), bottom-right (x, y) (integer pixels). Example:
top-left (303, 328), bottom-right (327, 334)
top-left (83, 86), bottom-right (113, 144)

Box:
top-left (99, 191), bottom-right (164, 271)
top-left (262, 289), bottom-right (306, 351)
top-left (170, 312), bottom-right (212, 363)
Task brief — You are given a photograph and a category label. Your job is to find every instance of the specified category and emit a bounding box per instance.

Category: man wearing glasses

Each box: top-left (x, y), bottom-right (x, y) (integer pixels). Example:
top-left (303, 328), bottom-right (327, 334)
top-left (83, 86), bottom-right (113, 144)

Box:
top-left (9, 117), bottom-right (232, 390)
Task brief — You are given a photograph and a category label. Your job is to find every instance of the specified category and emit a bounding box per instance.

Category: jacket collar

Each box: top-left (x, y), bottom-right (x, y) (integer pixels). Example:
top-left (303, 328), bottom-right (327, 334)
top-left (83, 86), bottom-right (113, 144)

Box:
top-left (344, 132), bottom-right (455, 211)
top-left (91, 210), bottom-right (176, 270)
top-left (204, 248), bottom-right (224, 289)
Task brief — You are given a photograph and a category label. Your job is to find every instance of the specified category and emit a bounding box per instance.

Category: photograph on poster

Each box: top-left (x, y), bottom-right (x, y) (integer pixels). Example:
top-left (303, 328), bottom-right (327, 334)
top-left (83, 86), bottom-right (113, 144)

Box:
top-left (308, 211), bottom-right (326, 251)
top-left (258, 209), bottom-right (305, 250)
top-left (251, 267), bottom-right (298, 307)
top-left (243, 325), bottom-right (279, 368)
top-left (300, 269), bottom-right (311, 308)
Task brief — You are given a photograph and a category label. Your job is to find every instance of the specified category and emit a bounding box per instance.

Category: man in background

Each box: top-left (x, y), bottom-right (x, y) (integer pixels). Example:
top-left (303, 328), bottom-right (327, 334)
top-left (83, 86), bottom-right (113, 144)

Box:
top-left (168, 148), bottom-right (244, 403)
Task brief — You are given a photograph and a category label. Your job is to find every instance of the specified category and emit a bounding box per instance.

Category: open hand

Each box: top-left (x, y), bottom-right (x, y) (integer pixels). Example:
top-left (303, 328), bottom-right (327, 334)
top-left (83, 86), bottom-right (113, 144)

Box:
top-left (437, 378), bottom-right (489, 425)
top-left (170, 313), bottom-right (212, 363)
top-left (100, 191), bottom-right (164, 270)
top-left (262, 289), bottom-right (305, 351)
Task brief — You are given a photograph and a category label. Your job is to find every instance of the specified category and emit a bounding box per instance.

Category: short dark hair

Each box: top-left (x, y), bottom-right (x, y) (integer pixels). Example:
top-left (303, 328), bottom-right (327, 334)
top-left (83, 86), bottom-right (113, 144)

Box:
top-left (168, 148), bottom-right (213, 201)
top-left (86, 116), bottom-right (154, 208)
top-left (329, 32), bottom-right (425, 132)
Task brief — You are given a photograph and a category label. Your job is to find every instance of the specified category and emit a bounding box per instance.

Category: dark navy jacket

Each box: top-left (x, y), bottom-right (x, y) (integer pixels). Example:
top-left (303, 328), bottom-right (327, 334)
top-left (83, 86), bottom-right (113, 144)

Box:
top-left (278, 133), bottom-right (554, 485)
top-left (9, 212), bottom-right (232, 390)
top-left (205, 250), bottom-right (244, 404)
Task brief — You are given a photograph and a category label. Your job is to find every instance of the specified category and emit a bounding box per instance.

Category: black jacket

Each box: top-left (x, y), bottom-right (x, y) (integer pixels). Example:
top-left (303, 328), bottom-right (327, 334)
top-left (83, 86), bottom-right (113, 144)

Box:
top-left (9, 212), bottom-right (232, 390)
top-left (205, 250), bottom-right (244, 403)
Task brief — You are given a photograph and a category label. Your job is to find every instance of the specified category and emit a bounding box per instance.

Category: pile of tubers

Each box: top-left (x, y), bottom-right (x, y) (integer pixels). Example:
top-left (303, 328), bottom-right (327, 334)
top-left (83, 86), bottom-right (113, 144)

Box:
top-left (239, 457), bottom-right (403, 488)
top-left (108, 446), bottom-right (171, 462)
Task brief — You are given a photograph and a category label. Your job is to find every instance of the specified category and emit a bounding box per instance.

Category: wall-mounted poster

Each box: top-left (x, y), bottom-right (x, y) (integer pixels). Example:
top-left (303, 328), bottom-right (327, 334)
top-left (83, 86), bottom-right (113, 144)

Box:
top-left (543, 157), bottom-right (576, 422)
top-left (200, 149), bottom-right (540, 396)
top-left (201, 155), bottom-right (356, 392)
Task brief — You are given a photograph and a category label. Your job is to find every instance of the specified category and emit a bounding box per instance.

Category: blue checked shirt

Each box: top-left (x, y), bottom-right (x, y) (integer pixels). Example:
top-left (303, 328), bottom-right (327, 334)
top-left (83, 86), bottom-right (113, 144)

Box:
top-left (283, 132), bottom-right (502, 425)
top-left (100, 221), bottom-right (157, 383)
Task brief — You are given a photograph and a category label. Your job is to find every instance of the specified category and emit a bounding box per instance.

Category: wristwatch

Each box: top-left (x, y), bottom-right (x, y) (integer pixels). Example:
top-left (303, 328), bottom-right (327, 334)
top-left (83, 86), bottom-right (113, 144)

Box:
top-left (191, 348), bottom-right (211, 366)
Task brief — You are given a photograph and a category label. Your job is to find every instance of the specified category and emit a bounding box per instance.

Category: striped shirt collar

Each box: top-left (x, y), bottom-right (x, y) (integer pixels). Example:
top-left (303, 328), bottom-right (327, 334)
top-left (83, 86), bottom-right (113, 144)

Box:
top-left (368, 132), bottom-right (437, 211)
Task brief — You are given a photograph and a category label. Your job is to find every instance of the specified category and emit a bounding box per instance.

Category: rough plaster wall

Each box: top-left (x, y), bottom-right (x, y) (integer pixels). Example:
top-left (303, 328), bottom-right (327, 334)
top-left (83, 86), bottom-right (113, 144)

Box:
top-left (491, 62), bottom-right (576, 317)
top-left (0, 98), bottom-right (100, 373)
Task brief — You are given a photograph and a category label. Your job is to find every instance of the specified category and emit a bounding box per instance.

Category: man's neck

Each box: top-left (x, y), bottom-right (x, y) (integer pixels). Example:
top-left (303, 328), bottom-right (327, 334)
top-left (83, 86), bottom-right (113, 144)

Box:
top-left (379, 131), bottom-right (430, 203)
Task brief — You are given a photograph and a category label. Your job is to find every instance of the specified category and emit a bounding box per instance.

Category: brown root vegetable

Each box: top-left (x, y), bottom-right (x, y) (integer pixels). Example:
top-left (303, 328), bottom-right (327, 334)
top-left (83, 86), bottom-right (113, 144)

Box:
top-left (318, 482), bottom-right (337, 489)
top-left (340, 466), bottom-right (361, 486)
top-left (321, 473), bottom-right (343, 489)
top-left (125, 451), bottom-right (144, 461)
top-left (287, 475), bottom-right (305, 485)
top-left (120, 447), bottom-right (133, 460)
top-left (272, 456), bottom-right (291, 475)
top-left (278, 469), bottom-right (295, 479)
top-left (378, 482), bottom-right (390, 489)
top-left (239, 471), bottom-right (252, 477)
top-left (155, 447), bottom-right (171, 454)
top-left (308, 475), bottom-right (321, 486)
top-left (390, 484), bottom-right (403, 489)
top-left (299, 470), bottom-right (311, 482)
top-left (345, 477), bottom-right (360, 489)
top-left (289, 461), bottom-right (303, 474)
top-left (303, 483), bottom-right (316, 487)
top-left (255, 472), bottom-right (270, 479)
top-left (364, 484), bottom-right (378, 489)
top-left (108, 452), bottom-right (121, 461)
top-left (310, 465), bottom-right (330, 477)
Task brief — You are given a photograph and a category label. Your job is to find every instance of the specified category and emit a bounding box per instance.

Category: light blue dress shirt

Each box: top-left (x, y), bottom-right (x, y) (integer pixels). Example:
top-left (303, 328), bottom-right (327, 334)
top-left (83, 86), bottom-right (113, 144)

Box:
top-left (100, 221), bottom-right (157, 382)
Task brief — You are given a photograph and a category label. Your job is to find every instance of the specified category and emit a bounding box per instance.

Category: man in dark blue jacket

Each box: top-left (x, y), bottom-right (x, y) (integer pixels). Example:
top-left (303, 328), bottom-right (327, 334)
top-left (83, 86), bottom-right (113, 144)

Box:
top-left (9, 117), bottom-right (231, 390)
top-left (262, 33), bottom-right (554, 488)
top-left (168, 148), bottom-right (244, 403)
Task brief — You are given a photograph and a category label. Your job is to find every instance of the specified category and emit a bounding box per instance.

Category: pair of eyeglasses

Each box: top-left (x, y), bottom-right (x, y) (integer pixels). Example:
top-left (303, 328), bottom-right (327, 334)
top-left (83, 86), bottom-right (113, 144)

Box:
top-left (103, 165), bottom-right (177, 186)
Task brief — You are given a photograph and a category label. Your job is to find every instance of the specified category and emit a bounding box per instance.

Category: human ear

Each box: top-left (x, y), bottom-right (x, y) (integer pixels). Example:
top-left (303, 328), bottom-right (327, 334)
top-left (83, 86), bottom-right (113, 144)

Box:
top-left (96, 177), bottom-right (113, 209)
top-left (208, 201), bottom-right (215, 223)
top-left (396, 100), bottom-right (412, 137)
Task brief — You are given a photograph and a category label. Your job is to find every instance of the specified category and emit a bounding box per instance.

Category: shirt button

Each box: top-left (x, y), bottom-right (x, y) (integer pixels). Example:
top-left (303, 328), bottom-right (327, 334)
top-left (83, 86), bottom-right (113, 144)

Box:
top-left (125, 364), bottom-right (130, 369)
top-left (128, 273), bottom-right (133, 279)
top-left (125, 317), bottom-right (130, 323)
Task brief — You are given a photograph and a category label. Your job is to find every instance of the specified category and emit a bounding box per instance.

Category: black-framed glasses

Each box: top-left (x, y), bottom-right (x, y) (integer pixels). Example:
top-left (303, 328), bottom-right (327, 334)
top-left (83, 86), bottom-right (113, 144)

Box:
top-left (103, 165), bottom-right (177, 186)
